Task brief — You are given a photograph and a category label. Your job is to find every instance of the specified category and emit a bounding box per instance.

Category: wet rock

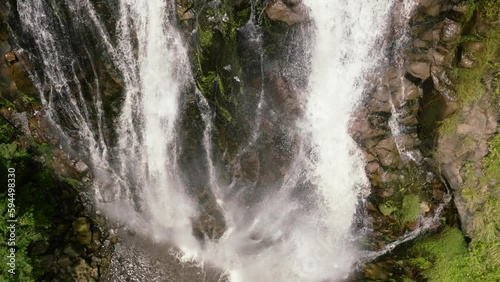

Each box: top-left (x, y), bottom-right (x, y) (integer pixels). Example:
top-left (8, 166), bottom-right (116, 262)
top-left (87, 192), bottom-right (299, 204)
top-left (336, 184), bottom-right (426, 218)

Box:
top-left (73, 217), bottom-right (91, 233)
top-left (77, 230), bottom-right (93, 245)
top-left (418, 0), bottom-right (434, 7)
top-left (32, 241), bottom-right (50, 256)
top-left (462, 41), bottom-right (484, 52)
top-left (449, 2), bottom-right (473, 21)
top-left (420, 202), bottom-right (431, 213)
top-left (425, 3), bottom-right (441, 17)
top-left (40, 254), bottom-right (54, 268)
top-left (459, 53), bottom-right (476, 68)
top-left (73, 257), bottom-right (98, 281)
top-left (240, 151), bottom-right (260, 182)
top-left (271, 75), bottom-right (302, 116)
top-left (64, 242), bottom-right (85, 257)
top-left (57, 255), bottom-right (72, 268)
top-left (366, 161), bottom-right (381, 174)
top-left (176, 4), bottom-right (194, 20)
top-left (265, 0), bottom-right (308, 26)
top-left (364, 262), bottom-right (390, 280)
top-left (407, 61), bottom-right (430, 80)
top-left (109, 236), bottom-right (119, 245)
top-left (430, 48), bottom-right (448, 66)
top-left (441, 18), bottom-right (462, 42)
top-left (74, 160), bottom-right (89, 174)
top-left (414, 38), bottom-right (429, 49)
top-left (4, 49), bottom-right (36, 94)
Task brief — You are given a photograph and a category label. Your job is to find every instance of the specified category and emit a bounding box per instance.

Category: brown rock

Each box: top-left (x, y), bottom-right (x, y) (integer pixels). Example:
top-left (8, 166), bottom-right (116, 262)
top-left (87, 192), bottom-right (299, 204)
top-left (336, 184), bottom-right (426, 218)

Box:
top-left (364, 263), bottom-right (390, 280)
top-left (176, 4), bottom-right (194, 20)
top-left (407, 61), bottom-right (430, 80)
top-left (366, 161), bottom-right (381, 174)
top-left (418, 0), bottom-right (434, 7)
top-left (4, 49), bottom-right (36, 94)
top-left (441, 18), bottom-right (462, 42)
top-left (462, 41), bottom-right (484, 52)
top-left (430, 48), bottom-right (447, 66)
top-left (413, 38), bottom-right (429, 49)
top-left (459, 53), bottom-right (475, 68)
top-left (265, 0), bottom-right (307, 25)
top-left (425, 4), bottom-right (441, 17)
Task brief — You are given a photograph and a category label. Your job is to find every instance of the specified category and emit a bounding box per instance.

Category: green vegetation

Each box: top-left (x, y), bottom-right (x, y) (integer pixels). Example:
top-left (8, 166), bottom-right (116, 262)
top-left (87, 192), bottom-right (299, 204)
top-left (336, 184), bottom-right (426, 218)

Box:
top-left (409, 228), bottom-right (500, 281)
top-left (453, 32), bottom-right (500, 104)
top-left (379, 201), bottom-right (397, 216)
top-left (484, 133), bottom-right (500, 182)
top-left (438, 0), bottom-right (500, 137)
top-left (399, 195), bottom-right (422, 225)
top-left (199, 27), bottom-right (213, 48)
top-left (0, 92), bottom-right (65, 281)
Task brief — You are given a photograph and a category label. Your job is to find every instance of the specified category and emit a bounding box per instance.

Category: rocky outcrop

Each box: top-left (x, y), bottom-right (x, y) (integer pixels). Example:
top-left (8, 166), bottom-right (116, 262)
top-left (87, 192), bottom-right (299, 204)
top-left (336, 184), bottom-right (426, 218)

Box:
top-left (46, 215), bottom-right (115, 282)
top-left (351, 0), bottom-right (499, 279)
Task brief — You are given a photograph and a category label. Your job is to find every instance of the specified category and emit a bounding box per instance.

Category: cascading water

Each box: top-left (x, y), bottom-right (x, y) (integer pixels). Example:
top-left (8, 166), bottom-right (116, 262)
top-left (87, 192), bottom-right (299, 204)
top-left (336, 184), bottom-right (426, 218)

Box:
top-left (192, 1), bottom-right (396, 281)
top-left (14, 0), bottom-right (405, 280)
top-left (17, 0), bottom-right (200, 251)
top-left (101, 0), bottom-right (199, 250)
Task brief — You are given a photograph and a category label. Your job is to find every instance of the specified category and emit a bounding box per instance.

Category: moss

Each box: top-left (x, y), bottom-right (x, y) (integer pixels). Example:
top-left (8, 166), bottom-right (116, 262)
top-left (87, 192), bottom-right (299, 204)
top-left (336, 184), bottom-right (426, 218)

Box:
top-left (437, 1), bottom-right (500, 136)
top-left (408, 257), bottom-right (432, 270)
top-left (483, 133), bottom-right (500, 182)
top-left (409, 228), bottom-right (500, 281)
top-left (199, 27), bottom-right (214, 48)
top-left (411, 228), bottom-right (469, 281)
top-left (379, 201), bottom-right (397, 216)
top-left (438, 112), bottom-right (461, 136)
top-left (399, 194), bottom-right (421, 224)
top-left (452, 7), bottom-right (500, 104)
top-left (196, 71), bottom-right (217, 98)
top-left (217, 105), bottom-right (233, 123)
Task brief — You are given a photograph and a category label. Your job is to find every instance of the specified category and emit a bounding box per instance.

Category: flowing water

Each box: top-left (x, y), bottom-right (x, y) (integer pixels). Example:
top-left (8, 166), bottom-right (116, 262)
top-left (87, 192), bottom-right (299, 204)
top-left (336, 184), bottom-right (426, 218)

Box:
top-left (14, 0), bottom-right (412, 280)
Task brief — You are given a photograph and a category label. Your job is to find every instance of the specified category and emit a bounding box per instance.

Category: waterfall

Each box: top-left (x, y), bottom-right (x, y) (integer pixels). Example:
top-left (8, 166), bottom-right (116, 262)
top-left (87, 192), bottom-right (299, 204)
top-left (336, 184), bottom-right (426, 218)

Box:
top-left (17, 0), bottom-right (200, 250)
top-left (194, 1), bottom-right (396, 281)
top-left (95, 0), bottom-right (200, 250)
top-left (15, 0), bottom-right (399, 280)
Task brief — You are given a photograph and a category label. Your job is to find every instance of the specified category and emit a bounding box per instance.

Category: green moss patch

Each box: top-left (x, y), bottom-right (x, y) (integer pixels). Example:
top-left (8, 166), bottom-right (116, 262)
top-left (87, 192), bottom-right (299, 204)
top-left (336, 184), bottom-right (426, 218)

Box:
top-left (409, 228), bottom-right (500, 281)
top-left (399, 195), bottom-right (422, 225)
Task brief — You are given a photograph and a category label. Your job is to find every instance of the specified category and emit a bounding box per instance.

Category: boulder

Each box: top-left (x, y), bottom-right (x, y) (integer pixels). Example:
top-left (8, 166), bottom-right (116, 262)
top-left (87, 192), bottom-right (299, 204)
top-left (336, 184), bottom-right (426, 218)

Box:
top-left (77, 230), bottom-right (93, 245)
top-left (459, 53), bottom-right (475, 68)
top-left (64, 242), bottom-right (85, 257)
top-left (425, 4), bottom-right (441, 17)
top-left (441, 18), bottom-right (462, 42)
top-left (462, 41), bottom-right (484, 52)
top-left (407, 61), bottom-right (430, 80)
top-left (176, 4), bottom-right (194, 20)
top-left (72, 217), bottom-right (91, 233)
top-left (265, 0), bottom-right (307, 26)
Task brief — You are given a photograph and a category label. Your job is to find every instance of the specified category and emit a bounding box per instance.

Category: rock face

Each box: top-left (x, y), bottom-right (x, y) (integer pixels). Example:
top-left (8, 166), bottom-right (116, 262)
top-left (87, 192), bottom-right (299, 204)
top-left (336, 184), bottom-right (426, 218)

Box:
top-left (349, 0), bottom-right (499, 279)
top-left (349, 0), bottom-right (498, 258)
